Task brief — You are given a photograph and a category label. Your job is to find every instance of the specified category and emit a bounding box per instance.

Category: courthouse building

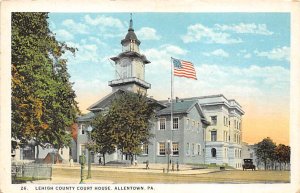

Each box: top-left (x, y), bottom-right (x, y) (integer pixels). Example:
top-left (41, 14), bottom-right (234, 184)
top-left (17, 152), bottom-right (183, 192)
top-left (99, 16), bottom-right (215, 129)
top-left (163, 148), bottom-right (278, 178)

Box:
top-left (74, 17), bottom-right (245, 168)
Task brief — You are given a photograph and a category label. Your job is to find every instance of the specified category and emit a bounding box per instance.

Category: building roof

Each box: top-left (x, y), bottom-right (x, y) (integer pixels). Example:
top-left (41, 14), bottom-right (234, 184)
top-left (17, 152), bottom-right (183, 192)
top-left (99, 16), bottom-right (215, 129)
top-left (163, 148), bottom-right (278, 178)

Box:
top-left (157, 100), bottom-right (196, 115)
top-left (87, 88), bottom-right (166, 112)
top-left (157, 100), bottom-right (210, 125)
top-left (121, 17), bottom-right (141, 45)
top-left (77, 112), bottom-right (95, 122)
top-left (110, 51), bottom-right (150, 64)
top-left (182, 94), bottom-right (245, 115)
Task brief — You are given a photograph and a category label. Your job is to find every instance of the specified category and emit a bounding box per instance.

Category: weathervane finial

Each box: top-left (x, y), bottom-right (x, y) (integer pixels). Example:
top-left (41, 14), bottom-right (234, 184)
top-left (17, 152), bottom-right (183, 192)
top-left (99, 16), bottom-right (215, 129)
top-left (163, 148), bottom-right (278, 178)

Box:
top-left (129, 13), bottom-right (133, 30)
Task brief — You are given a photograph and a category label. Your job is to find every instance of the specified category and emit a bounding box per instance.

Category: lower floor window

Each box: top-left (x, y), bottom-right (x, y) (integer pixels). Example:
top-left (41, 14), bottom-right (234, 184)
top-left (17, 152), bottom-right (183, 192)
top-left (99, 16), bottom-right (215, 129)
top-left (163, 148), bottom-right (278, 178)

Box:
top-left (142, 144), bottom-right (148, 155)
top-left (81, 145), bottom-right (86, 156)
top-left (211, 148), bottom-right (217, 158)
top-left (159, 142), bottom-right (166, 155)
top-left (172, 142), bottom-right (179, 156)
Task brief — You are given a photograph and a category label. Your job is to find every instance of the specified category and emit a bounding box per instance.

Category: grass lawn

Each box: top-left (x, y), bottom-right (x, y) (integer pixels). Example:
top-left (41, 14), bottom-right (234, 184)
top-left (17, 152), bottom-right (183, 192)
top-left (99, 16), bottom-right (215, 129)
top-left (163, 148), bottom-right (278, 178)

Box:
top-left (52, 168), bottom-right (290, 184)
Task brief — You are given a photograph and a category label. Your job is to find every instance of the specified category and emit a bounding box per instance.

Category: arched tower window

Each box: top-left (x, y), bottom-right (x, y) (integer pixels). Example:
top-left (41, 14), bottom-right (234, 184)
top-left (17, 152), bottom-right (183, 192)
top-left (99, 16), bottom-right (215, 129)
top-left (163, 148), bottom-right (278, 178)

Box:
top-left (211, 148), bottom-right (217, 158)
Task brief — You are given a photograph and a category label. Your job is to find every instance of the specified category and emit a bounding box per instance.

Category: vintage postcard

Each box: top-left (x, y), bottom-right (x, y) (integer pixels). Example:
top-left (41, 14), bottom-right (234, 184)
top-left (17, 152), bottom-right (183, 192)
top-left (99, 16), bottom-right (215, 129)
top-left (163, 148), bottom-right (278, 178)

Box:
top-left (1, 0), bottom-right (300, 193)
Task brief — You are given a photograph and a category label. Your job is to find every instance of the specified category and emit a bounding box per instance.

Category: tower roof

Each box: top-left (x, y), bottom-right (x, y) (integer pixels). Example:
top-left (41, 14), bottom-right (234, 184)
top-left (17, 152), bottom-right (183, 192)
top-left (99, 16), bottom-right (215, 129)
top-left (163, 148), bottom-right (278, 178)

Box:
top-left (121, 14), bottom-right (141, 45)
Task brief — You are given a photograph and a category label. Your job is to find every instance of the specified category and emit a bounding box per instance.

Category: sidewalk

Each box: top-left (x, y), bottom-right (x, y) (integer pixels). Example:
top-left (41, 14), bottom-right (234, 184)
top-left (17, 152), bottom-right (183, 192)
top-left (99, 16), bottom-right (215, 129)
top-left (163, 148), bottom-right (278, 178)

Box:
top-left (28, 163), bottom-right (223, 184)
top-left (53, 163), bottom-right (222, 175)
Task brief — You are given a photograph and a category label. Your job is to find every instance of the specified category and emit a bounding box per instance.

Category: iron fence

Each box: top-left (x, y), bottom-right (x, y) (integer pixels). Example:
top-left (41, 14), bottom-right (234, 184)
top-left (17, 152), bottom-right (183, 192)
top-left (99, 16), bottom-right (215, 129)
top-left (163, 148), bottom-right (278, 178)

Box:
top-left (11, 163), bottom-right (52, 183)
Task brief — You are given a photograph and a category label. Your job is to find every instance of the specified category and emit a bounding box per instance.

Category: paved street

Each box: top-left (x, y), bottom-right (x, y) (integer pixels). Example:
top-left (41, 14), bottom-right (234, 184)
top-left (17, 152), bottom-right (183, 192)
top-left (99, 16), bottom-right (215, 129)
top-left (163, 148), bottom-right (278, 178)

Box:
top-left (27, 163), bottom-right (289, 184)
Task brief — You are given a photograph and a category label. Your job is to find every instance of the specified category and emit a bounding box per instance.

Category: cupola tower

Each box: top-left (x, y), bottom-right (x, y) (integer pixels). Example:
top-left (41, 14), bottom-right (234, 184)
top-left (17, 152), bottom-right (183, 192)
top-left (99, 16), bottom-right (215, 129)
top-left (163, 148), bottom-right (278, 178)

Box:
top-left (109, 14), bottom-right (151, 94)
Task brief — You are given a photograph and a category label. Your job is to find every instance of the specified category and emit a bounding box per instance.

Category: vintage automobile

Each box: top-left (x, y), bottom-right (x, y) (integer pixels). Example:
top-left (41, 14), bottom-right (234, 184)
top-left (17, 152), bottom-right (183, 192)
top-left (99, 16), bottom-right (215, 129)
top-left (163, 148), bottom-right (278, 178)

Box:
top-left (242, 159), bottom-right (256, 171)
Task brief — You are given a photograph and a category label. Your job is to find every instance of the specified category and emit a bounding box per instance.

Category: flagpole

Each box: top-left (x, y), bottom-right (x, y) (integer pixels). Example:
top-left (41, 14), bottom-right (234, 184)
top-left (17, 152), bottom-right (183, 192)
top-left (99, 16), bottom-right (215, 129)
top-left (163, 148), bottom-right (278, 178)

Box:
top-left (169, 57), bottom-right (174, 173)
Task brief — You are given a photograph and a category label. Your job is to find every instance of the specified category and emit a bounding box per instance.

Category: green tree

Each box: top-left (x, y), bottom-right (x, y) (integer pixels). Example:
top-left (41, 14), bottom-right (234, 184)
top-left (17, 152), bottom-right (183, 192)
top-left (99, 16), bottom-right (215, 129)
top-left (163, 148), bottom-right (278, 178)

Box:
top-left (275, 144), bottom-right (290, 170)
top-left (254, 137), bottom-right (276, 170)
top-left (91, 113), bottom-right (116, 165)
top-left (91, 92), bottom-right (156, 164)
top-left (109, 92), bottom-right (156, 164)
top-left (11, 12), bottom-right (79, 159)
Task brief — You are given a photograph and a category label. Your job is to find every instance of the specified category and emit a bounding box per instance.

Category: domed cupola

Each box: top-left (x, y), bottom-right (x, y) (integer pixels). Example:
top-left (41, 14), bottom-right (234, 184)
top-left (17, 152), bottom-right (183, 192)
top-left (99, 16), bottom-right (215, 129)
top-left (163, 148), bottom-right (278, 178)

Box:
top-left (121, 16), bottom-right (141, 47)
top-left (109, 14), bottom-right (151, 94)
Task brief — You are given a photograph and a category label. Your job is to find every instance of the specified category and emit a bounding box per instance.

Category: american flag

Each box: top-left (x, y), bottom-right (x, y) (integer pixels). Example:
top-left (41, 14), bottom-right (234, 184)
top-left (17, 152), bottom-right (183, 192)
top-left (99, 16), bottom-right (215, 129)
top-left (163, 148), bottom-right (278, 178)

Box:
top-left (172, 58), bottom-right (197, 80)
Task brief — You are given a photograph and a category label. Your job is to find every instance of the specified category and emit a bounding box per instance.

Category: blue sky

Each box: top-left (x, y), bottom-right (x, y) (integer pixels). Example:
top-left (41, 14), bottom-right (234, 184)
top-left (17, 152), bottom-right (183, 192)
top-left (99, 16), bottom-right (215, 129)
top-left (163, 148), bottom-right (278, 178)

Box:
top-left (48, 13), bottom-right (290, 144)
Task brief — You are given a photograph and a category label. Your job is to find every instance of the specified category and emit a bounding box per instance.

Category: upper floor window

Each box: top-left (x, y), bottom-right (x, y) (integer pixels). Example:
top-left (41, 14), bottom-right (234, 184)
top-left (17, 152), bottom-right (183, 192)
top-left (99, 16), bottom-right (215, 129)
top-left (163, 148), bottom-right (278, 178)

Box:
top-left (81, 124), bottom-right (86, 135)
top-left (172, 142), bottom-right (179, 156)
top-left (173, 117), bottom-right (179, 130)
top-left (211, 131), bottom-right (217, 141)
top-left (186, 118), bottom-right (190, 129)
top-left (159, 118), bottom-right (166, 130)
top-left (211, 116), bottom-right (217, 125)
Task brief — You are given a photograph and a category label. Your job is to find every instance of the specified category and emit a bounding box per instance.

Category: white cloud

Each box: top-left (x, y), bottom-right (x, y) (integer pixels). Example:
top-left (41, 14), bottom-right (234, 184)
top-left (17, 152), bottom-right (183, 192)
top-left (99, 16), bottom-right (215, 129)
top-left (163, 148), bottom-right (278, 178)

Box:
top-left (203, 49), bottom-right (229, 57)
top-left (54, 29), bottom-right (74, 41)
top-left (215, 23), bottom-right (273, 35)
top-left (136, 27), bottom-right (161, 40)
top-left (255, 46), bottom-right (290, 61)
top-left (84, 15), bottom-right (125, 29)
top-left (62, 19), bottom-right (88, 34)
top-left (182, 23), bottom-right (242, 44)
top-left (244, 53), bottom-right (252, 58)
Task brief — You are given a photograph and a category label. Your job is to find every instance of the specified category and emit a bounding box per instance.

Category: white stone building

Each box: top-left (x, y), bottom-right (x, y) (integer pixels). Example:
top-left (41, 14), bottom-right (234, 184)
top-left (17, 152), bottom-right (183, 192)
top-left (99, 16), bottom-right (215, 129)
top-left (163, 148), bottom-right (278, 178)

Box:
top-left (74, 17), bottom-right (245, 168)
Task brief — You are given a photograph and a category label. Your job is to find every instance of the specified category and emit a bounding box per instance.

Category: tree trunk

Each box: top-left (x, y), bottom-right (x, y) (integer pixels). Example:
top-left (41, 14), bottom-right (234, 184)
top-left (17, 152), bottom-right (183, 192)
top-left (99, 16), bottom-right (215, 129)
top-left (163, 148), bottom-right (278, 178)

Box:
top-left (130, 153), bottom-right (134, 165)
top-left (264, 160), bottom-right (267, 171)
top-left (57, 146), bottom-right (61, 164)
top-left (36, 144), bottom-right (39, 161)
top-left (102, 153), bottom-right (106, 166)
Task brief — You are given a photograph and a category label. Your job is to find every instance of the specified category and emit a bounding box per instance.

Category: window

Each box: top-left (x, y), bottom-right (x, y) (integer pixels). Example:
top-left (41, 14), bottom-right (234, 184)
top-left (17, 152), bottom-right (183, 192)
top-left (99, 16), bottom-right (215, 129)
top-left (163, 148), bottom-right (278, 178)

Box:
top-left (211, 116), bottom-right (217, 125)
top-left (81, 145), bottom-right (86, 155)
top-left (186, 118), bottom-right (190, 129)
top-left (159, 142), bottom-right (166, 155)
top-left (211, 148), bottom-right (217, 158)
top-left (159, 118), bottom-right (166, 130)
top-left (81, 124), bottom-right (86, 135)
top-left (250, 153), bottom-right (253, 158)
top-left (211, 131), bottom-right (217, 141)
top-left (173, 117), bottom-right (179, 130)
top-left (192, 143), bottom-right (195, 156)
top-left (172, 142), bottom-right (179, 156)
top-left (186, 143), bottom-right (190, 155)
top-left (141, 144), bottom-right (148, 155)
top-left (224, 116), bottom-right (226, 126)
top-left (192, 120), bottom-right (196, 129)
top-left (224, 148), bottom-right (227, 158)
top-left (197, 144), bottom-right (201, 155)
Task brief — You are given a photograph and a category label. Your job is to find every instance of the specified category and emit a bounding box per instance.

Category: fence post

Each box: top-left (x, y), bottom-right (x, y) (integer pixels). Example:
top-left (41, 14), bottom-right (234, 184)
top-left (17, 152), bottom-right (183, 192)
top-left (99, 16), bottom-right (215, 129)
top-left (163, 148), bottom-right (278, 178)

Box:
top-left (50, 165), bottom-right (53, 181)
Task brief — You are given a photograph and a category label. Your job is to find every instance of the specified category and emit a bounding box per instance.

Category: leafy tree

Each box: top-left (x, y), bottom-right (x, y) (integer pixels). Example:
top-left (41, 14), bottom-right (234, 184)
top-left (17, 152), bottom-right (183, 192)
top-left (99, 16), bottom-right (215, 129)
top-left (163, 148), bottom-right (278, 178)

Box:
top-left (108, 92), bottom-right (156, 164)
top-left (11, 12), bottom-right (79, 159)
top-left (91, 113), bottom-right (116, 165)
top-left (91, 92), bottom-right (156, 164)
top-left (254, 137), bottom-right (276, 170)
top-left (275, 144), bottom-right (290, 170)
